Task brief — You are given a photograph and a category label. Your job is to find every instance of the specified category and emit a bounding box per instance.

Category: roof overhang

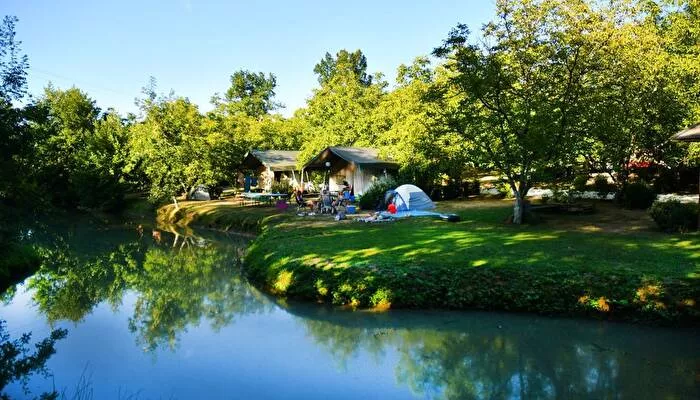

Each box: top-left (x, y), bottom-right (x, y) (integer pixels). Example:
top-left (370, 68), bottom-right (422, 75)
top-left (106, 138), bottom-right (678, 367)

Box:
top-left (242, 150), bottom-right (300, 171)
top-left (303, 147), bottom-right (399, 170)
top-left (671, 122), bottom-right (700, 142)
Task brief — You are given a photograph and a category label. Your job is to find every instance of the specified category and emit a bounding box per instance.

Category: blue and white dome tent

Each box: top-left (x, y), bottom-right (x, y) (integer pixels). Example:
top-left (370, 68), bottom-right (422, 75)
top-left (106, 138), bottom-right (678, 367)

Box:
top-left (391, 184), bottom-right (435, 211)
top-left (381, 184), bottom-right (460, 222)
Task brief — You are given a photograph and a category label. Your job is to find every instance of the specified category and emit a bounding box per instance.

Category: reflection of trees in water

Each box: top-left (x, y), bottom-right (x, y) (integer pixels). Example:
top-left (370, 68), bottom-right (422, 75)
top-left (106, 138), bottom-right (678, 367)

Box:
top-left (27, 229), bottom-right (271, 352)
top-left (128, 244), bottom-right (268, 351)
top-left (298, 314), bottom-right (696, 399)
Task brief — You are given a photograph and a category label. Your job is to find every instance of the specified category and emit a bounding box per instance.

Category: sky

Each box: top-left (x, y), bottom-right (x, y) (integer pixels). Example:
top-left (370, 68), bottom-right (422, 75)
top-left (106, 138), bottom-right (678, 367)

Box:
top-left (4, 0), bottom-right (495, 116)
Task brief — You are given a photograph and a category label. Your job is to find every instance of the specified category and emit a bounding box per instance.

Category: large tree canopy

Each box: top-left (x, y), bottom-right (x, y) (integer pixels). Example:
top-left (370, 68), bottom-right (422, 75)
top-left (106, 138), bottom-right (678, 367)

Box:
top-left (313, 49), bottom-right (373, 87)
top-left (212, 70), bottom-right (281, 118)
top-left (297, 50), bottom-right (386, 165)
top-left (434, 0), bottom-right (640, 223)
top-left (129, 91), bottom-right (220, 203)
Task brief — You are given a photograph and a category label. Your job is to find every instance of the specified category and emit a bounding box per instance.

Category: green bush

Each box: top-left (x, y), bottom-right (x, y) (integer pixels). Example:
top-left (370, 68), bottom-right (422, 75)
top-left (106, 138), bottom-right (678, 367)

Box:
top-left (496, 182), bottom-right (514, 199)
top-left (270, 180), bottom-right (293, 195)
top-left (358, 176), bottom-right (398, 210)
top-left (551, 187), bottom-right (577, 204)
top-left (650, 200), bottom-right (698, 232)
top-left (620, 181), bottom-right (656, 209)
top-left (593, 174), bottom-right (615, 199)
top-left (572, 175), bottom-right (589, 192)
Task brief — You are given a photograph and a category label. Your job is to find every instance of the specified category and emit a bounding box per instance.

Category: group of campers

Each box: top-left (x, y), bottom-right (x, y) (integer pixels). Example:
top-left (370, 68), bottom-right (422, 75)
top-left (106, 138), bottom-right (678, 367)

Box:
top-left (294, 180), bottom-right (356, 215)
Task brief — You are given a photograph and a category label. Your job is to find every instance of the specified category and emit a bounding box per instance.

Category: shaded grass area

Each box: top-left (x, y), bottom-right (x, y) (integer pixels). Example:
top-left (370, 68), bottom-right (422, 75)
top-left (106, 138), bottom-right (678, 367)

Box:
top-left (160, 199), bottom-right (699, 324)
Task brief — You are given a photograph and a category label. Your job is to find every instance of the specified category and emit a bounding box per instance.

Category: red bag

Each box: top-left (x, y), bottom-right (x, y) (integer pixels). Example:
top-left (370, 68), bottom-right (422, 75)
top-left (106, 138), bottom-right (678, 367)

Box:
top-left (387, 203), bottom-right (397, 214)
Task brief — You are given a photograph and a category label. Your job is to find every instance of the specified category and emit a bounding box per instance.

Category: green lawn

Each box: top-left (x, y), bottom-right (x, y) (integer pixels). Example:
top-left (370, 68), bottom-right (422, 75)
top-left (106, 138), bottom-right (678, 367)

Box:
top-left (162, 199), bottom-right (700, 324)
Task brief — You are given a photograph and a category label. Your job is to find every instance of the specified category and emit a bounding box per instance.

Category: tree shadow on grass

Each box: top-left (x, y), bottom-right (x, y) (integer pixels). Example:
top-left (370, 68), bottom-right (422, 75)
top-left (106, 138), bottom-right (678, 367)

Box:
top-left (247, 218), bottom-right (699, 323)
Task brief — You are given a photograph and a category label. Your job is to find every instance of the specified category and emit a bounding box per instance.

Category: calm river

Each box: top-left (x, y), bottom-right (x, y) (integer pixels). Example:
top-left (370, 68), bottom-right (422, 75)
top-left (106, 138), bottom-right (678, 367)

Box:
top-left (1, 218), bottom-right (698, 399)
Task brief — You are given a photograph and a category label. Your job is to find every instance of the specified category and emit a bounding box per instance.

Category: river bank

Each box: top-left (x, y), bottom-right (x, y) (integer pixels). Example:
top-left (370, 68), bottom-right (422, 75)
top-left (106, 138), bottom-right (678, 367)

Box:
top-left (160, 199), bottom-right (699, 326)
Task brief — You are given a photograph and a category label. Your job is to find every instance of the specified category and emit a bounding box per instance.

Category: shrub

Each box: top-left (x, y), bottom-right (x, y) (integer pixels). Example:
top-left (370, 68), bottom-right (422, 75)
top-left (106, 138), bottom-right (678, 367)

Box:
top-left (551, 187), bottom-right (578, 204)
top-left (496, 182), bottom-right (514, 199)
top-left (358, 176), bottom-right (398, 210)
top-left (593, 174), bottom-right (615, 199)
top-left (572, 175), bottom-right (589, 192)
top-left (650, 200), bottom-right (698, 232)
top-left (620, 181), bottom-right (656, 209)
top-left (270, 180), bottom-right (293, 195)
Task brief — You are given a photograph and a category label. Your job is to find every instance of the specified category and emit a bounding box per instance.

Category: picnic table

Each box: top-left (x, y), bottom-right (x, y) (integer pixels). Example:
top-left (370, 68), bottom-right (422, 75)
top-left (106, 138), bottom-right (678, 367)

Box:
top-left (241, 192), bottom-right (289, 206)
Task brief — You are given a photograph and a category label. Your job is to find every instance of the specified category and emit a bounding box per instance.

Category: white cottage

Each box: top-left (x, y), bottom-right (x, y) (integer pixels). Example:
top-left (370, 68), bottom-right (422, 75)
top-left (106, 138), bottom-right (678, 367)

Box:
top-left (303, 147), bottom-right (399, 195)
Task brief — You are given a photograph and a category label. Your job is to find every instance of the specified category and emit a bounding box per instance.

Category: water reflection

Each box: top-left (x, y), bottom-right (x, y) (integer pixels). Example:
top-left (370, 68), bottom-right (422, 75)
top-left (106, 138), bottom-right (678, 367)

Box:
top-left (1, 220), bottom-right (698, 399)
top-left (286, 306), bottom-right (699, 399)
top-left (23, 222), bottom-right (270, 352)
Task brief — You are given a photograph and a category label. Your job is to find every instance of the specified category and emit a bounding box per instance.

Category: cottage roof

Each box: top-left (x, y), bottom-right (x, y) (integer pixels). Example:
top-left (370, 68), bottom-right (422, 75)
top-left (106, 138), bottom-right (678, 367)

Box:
top-left (242, 150), bottom-right (300, 171)
top-left (671, 122), bottom-right (700, 142)
top-left (304, 147), bottom-right (399, 169)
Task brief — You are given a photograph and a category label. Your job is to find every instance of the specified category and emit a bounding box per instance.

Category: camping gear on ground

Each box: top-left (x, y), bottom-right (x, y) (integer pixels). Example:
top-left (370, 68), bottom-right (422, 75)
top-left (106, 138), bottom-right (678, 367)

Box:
top-left (387, 203), bottom-right (397, 214)
top-left (346, 205), bottom-right (356, 214)
top-left (379, 210), bottom-right (461, 222)
top-left (357, 212), bottom-right (394, 223)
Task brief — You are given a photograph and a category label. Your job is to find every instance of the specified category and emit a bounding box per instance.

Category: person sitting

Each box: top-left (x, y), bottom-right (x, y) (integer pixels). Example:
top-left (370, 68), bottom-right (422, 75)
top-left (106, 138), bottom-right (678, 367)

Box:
top-left (294, 189), bottom-right (306, 211)
top-left (320, 190), bottom-right (335, 214)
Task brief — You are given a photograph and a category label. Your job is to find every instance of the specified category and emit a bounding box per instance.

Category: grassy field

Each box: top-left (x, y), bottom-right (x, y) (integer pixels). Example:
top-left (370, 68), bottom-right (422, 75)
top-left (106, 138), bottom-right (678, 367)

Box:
top-left (162, 199), bottom-right (700, 324)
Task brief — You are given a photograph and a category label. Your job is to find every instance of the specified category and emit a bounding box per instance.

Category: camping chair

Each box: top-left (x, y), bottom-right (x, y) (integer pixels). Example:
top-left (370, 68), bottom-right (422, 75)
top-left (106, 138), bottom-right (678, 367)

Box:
top-left (320, 193), bottom-right (335, 214)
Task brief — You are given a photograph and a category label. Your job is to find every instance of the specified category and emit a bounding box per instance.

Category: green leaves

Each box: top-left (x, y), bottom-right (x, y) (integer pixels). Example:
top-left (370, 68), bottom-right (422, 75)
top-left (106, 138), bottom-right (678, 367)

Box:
top-left (213, 70), bottom-right (281, 118)
top-left (0, 16), bottom-right (29, 102)
top-left (129, 96), bottom-right (221, 203)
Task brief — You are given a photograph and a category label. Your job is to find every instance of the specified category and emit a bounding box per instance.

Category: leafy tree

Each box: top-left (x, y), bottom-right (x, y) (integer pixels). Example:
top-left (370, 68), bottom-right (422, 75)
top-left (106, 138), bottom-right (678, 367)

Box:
top-left (207, 70), bottom-right (303, 180)
top-left (433, 0), bottom-right (615, 223)
top-left (374, 57), bottom-right (471, 192)
top-left (656, 0), bottom-right (700, 171)
top-left (0, 15), bottom-right (31, 206)
top-left (129, 92), bottom-right (219, 203)
top-left (212, 70), bottom-right (281, 118)
top-left (297, 51), bottom-right (386, 165)
top-left (0, 16), bottom-right (28, 102)
top-left (25, 86), bottom-right (129, 210)
top-left (580, 1), bottom-right (690, 190)
top-left (313, 49), bottom-right (372, 86)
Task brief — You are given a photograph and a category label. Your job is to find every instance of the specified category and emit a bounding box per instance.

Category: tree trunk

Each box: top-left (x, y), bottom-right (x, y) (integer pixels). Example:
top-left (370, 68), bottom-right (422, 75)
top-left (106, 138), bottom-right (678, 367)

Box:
top-left (512, 193), bottom-right (525, 224)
